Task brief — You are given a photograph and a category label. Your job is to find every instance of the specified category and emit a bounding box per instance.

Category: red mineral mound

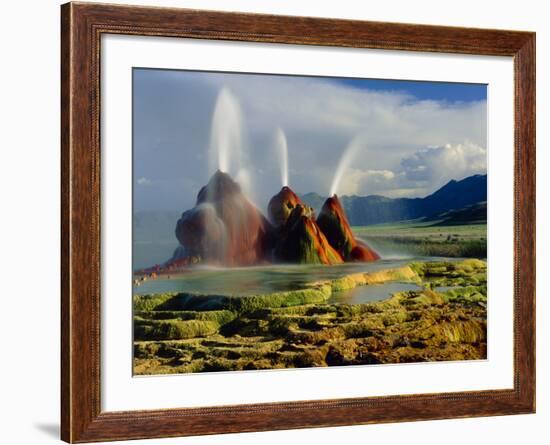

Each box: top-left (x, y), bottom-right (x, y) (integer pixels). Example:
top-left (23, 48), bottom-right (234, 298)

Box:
top-left (274, 204), bottom-right (343, 265)
top-left (316, 195), bottom-right (380, 262)
top-left (267, 186), bottom-right (314, 227)
top-left (174, 204), bottom-right (226, 263)
top-left (175, 170), bottom-right (272, 266)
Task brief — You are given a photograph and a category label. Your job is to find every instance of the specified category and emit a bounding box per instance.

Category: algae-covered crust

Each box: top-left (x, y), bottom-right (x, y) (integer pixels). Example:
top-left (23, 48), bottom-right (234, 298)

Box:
top-left (133, 260), bottom-right (487, 375)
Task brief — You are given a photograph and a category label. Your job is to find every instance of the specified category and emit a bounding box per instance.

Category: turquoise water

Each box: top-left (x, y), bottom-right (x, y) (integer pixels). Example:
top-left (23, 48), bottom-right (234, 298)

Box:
top-left (133, 257), bottom-right (443, 303)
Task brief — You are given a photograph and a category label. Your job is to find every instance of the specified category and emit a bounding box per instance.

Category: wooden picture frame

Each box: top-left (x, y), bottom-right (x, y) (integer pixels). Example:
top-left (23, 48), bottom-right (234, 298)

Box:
top-left (61, 2), bottom-right (535, 442)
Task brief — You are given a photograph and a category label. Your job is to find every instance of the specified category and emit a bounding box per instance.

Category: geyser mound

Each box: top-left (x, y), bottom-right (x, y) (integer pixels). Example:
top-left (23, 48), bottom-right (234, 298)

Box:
top-left (267, 186), bottom-right (314, 227)
top-left (274, 204), bottom-right (343, 265)
top-left (175, 170), bottom-right (272, 266)
top-left (175, 203), bottom-right (226, 262)
top-left (147, 175), bottom-right (379, 274)
top-left (317, 195), bottom-right (380, 262)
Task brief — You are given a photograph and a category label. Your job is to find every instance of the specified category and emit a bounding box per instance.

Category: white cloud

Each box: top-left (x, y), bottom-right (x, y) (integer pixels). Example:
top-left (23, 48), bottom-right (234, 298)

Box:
top-left (339, 169), bottom-right (397, 196)
top-left (401, 142), bottom-right (487, 189)
top-left (334, 142), bottom-right (487, 198)
top-left (209, 74), bottom-right (486, 151)
top-left (137, 177), bottom-right (152, 186)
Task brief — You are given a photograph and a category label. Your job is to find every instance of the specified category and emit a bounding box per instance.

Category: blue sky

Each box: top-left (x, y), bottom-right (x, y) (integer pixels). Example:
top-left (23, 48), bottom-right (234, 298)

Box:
top-left (133, 69), bottom-right (487, 213)
top-left (334, 77), bottom-right (487, 102)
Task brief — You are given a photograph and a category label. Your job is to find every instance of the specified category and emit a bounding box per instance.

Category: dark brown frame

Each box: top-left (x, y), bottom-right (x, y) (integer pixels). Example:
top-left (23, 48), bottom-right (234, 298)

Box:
top-left (61, 2), bottom-right (536, 442)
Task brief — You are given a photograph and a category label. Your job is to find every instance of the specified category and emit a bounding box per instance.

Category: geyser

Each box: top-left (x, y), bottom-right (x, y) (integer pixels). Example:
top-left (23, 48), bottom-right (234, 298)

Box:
top-left (267, 186), bottom-right (306, 227)
top-left (317, 194), bottom-right (380, 262)
top-left (267, 186), bottom-right (341, 265)
top-left (329, 136), bottom-right (365, 197)
top-left (208, 88), bottom-right (256, 203)
top-left (149, 118), bottom-right (381, 271)
top-left (175, 170), bottom-right (272, 266)
top-left (274, 204), bottom-right (343, 265)
top-left (273, 128), bottom-right (289, 187)
top-left (151, 175), bottom-right (379, 273)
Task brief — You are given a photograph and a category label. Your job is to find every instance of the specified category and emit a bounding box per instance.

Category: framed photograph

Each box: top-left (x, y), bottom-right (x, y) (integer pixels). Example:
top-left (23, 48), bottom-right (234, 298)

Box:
top-left (61, 2), bottom-right (535, 442)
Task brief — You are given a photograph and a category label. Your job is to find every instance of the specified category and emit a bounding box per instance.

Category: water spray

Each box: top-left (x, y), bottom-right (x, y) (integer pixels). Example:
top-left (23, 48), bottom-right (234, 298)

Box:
top-left (329, 136), bottom-right (365, 197)
top-left (274, 128), bottom-right (289, 187)
top-left (208, 87), bottom-right (255, 200)
top-left (209, 87), bottom-right (244, 174)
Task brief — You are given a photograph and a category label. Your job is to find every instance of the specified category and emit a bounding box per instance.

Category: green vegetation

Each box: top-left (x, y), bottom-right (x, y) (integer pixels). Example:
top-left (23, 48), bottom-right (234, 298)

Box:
top-left (411, 258), bottom-right (487, 288)
top-left (353, 222), bottom-right (486, 258)
top-left (135, 309), bottom-right (236, 324)
top-left (134, 293), bottom-right (176, 312)
top-left (134, 318), bottom-right (220, 340)
top-left (142, 286), bottom-right (333, 313)
top-left (133, 259), bottom-right (487, 374)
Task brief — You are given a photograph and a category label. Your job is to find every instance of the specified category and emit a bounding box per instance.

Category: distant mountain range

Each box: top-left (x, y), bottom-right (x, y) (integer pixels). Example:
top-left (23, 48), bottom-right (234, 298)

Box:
top-left (301, 174), bottom-right (487, 226)
top-left (426, 201), bottom-right (487, 226)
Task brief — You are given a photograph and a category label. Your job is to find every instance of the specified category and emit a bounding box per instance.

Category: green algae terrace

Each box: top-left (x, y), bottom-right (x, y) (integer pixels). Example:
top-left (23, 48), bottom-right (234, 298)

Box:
top-left (133, 259), bottom-right (487, 375)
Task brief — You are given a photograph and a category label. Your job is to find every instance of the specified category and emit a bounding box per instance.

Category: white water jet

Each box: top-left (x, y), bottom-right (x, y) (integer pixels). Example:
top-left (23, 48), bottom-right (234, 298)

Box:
top-left (209, 88), bottom-right (244, 174)
top-left (329, 136), bottom-right (365, 196)
top-left (273, 128), bottom-right (289, 187)
top-left (208, 87), bottom-right (255, 200)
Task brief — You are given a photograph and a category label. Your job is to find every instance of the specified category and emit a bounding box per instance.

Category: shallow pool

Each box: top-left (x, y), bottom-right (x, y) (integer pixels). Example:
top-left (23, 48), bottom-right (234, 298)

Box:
top-left (133, 257), bottom-right (450, 303)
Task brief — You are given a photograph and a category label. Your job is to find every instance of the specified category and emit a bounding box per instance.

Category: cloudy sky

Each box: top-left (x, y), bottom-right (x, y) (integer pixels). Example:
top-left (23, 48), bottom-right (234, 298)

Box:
top-left (133, 68), bottom-right (487, 213)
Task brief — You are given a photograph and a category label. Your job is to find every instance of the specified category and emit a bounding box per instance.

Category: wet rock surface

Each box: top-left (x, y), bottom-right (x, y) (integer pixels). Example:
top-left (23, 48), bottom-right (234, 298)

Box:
top-left (267, 186), bottom-right (309, 228)
top-left (317, 195), bottom-right (380, 262)
top-left (273, 204), bottom-right (344, 265)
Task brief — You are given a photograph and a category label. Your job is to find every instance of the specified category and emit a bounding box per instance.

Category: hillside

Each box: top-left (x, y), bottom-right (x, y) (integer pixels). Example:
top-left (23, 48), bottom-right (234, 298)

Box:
top-left (428, 201), bottom-right (487, 226)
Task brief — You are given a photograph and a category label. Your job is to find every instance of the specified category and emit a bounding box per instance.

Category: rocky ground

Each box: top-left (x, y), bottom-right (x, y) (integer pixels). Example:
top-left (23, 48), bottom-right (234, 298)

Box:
top-left (133, 259), bottom-right (487, 375)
